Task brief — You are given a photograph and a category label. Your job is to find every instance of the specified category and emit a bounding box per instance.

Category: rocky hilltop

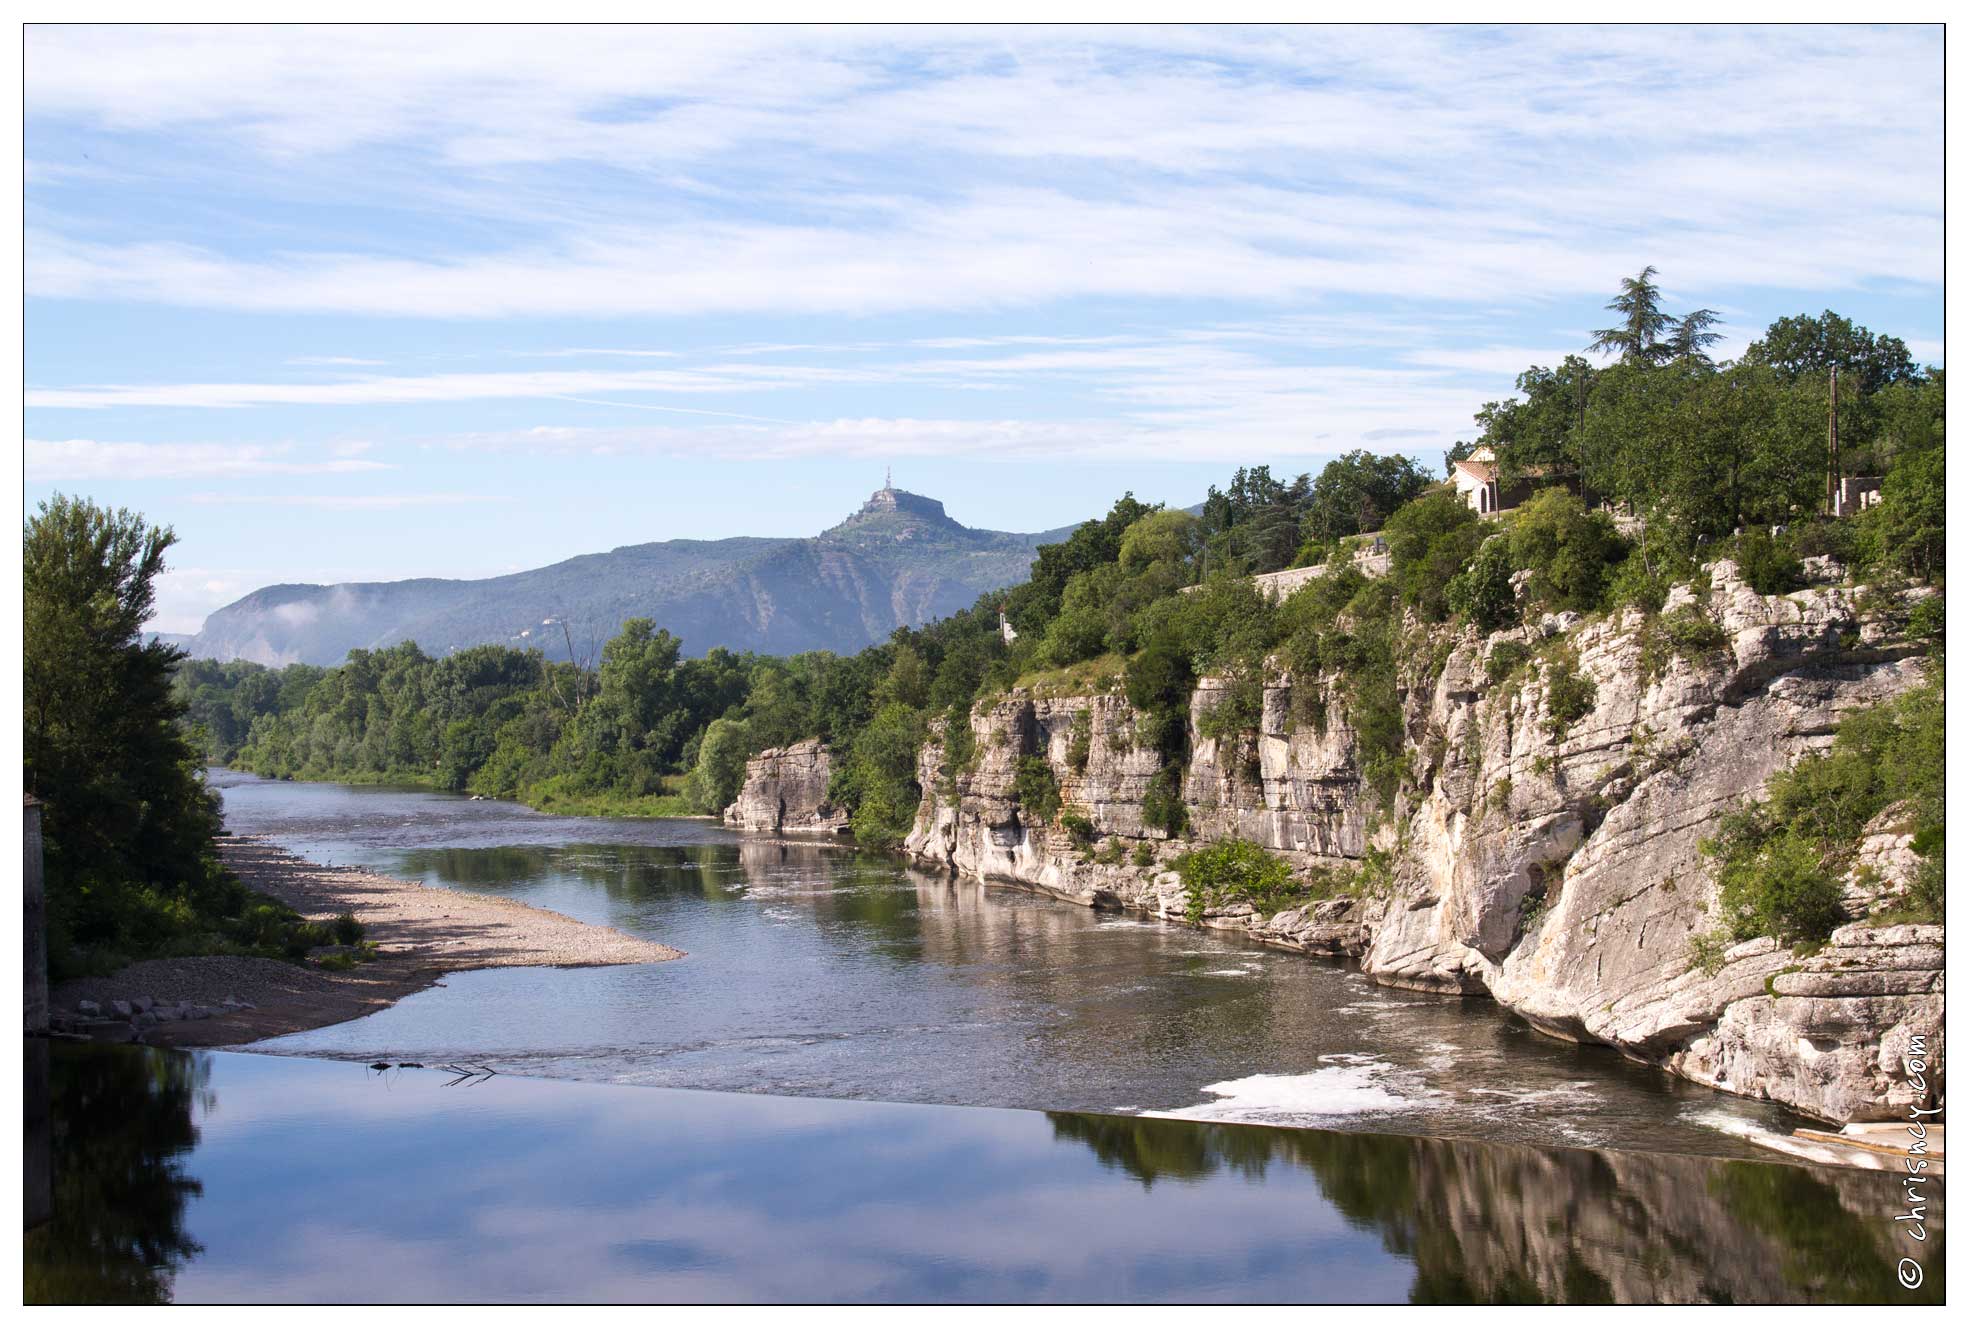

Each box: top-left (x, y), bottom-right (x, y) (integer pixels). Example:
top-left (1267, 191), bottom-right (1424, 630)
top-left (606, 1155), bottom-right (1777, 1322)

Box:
top-left (186, 486), bottom-right (1076, 666)
top-left (730, 558), bottom-right (1943, 1123)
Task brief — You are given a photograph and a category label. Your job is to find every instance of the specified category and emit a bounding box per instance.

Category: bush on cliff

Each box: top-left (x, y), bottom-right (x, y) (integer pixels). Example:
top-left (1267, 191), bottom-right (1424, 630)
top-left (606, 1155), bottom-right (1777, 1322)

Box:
top-left (1703, 662), bottom-right (1945, 942)
top-left (1013, 755), bottom-right (1063, 825)
top-left (1174, 839), bottom-right (1304, 922)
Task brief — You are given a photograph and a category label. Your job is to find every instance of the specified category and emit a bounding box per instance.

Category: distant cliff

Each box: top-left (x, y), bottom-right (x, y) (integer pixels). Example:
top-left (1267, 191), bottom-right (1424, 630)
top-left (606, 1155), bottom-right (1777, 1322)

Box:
top-left (186, 487), bottom-right (1077, 666)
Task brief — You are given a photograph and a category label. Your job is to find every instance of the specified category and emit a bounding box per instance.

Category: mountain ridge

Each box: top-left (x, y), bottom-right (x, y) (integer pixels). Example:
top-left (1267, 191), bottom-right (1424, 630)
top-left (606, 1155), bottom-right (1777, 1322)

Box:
top-left (186, 487), bottom-right (1080, 666)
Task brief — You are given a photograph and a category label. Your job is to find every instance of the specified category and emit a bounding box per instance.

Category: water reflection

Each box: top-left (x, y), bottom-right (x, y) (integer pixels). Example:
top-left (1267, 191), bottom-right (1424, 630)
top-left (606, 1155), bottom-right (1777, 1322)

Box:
top-left (25, 1044), bottom-right (210, 1304)
top-left (1049, 1112), bottom-right (1944, 1304)
top-left (23, 1045), bottom-right (1944, 1305)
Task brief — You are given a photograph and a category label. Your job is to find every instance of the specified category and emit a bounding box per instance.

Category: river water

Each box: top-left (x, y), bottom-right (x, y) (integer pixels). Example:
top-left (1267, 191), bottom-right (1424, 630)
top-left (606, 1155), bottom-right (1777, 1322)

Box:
top-left (215, 769), bottom-right (1803, 1158)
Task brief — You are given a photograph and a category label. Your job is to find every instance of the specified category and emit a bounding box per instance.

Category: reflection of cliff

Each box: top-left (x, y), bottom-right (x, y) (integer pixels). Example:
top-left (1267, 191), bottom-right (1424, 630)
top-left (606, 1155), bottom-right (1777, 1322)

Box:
top-left (25, 1046), bottom-right (210, 1305)
top-left (1047, 1112), bottom-right (1944, 1305)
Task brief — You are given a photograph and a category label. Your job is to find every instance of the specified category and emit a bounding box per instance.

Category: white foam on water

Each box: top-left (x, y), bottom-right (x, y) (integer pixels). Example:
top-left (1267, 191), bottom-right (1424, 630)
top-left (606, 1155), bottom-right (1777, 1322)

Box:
top-left (1681, 1106), bottom-right (1791, 1149)
top-left (1466, 1080), bottom-right (1604, 1109)
top-left (1143, 1055), bottom-right (1441, 1125)
top-left (1199, 967), bottom-right (1256, 977)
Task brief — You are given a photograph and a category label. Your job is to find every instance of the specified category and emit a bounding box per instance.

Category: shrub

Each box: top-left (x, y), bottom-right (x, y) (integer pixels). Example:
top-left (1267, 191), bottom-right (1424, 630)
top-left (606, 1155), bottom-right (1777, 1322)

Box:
top-left (1093, 837), bottom-right (1126, 865)
top-left (1484, 640), bottom-right (1533, 685)
top-left (1066, 710), bottom-right (1093, 772)
top-left (1541, 649), bottom-right (1598, 741)
top-left (331, 910), bottom-right (364, 946)
top-left (1141, 763), bottom-right (1189, 837)
top-left (1448, 536), bottom-right (1518, 633)
top-left (1385, 490), bottom-right (1485, 622)
top-left (1013, 755), bottom-right (1063, 825)
top-left (1733, 527), bottom-right (1802, 595)
top-left (1507, 488), bottom-right (1624, 614)
top-left (1197, 666), bottom-right (1264, 741)
top-left (1058, 809), bottom-right (1097, 848)
top-left (1130, 842), bottom-right (1156, 868)
top-left (1860, 446), bottom-right (1943, 582)
top-left (1638, 604), bottom-right (1730, 683)
top-left (1712, 827), bottom-right (1845, 945)
top-left (1686, 929), bottom-right (1731, 977)
top-left (1173, 838), bottom-right (1303, 921)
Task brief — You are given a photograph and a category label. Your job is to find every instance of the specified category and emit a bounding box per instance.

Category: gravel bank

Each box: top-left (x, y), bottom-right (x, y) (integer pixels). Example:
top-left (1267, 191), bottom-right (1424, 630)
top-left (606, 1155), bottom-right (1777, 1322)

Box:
top-left (51, 836), bottom-right (683, 1048)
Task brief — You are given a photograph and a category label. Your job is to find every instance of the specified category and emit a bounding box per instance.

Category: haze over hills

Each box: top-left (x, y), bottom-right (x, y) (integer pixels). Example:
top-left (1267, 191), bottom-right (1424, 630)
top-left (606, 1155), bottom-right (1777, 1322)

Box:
top-left (185, 486), bottom-right (1080, 667)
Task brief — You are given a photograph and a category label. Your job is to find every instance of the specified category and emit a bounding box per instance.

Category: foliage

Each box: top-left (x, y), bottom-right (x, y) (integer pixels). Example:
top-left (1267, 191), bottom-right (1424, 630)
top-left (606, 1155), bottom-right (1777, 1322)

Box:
top-left (1141, 763), bottom-right (1189, 838)
top-left (1448, 536), bottom-right (1518, 633)
top-left (1686, 929), bottom-right (1731, 977)
top-left (1637, 604), bottom-right (1730, 683)
top-left (1174, 838), bottom-right (1304, 922)
top-left (1743, 310), bottom-right (1920, 395)
top-left (1385, 489), bottom-right (1484, 622)
top-left (1299, 450), bottom-right (1434, 546)
top-left (23, 496), bottom-right (275, 976)
top-left (1731, 528), bottom-right (1802, 596)
top-left (1540, 647), bottom-right (1597, 742)
top-left (1506, 489), bottom-right (1625, 614)
top-left (1065, 710), bottom-right (1093, 773)
top-left (1860, 445), bottom-right (1944, 582)
top-left (1587, 265), bottom-right (1676, 365)
top-left (1703, 664), bottom-right (1944, 944)
top-left (1013, 755), bottom-right (1063, 825)
top-left (330, 911), bottom-right (365, 947)
top-left (1484, 640), bottom-right (1533, 686)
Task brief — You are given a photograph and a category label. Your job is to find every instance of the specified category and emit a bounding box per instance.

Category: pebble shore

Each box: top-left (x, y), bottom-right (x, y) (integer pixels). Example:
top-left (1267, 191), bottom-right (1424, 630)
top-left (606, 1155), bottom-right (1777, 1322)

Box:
top-left (50, 836), bottom-right (682, 1048)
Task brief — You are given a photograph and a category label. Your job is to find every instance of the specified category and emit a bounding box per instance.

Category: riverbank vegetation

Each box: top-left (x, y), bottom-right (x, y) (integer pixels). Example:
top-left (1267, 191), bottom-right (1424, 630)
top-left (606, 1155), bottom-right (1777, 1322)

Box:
top-left (164, 281), bottom-right (1943, 935)
top-left (26, 497), bottom-right (340, 977)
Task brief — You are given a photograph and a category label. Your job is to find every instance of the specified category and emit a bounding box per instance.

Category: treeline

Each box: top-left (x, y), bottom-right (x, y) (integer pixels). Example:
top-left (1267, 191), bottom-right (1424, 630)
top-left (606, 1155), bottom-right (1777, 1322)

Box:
top-left (177, 278), bottom-right (1943, 932)
top-left (26, 497), bottom-right (363, 976)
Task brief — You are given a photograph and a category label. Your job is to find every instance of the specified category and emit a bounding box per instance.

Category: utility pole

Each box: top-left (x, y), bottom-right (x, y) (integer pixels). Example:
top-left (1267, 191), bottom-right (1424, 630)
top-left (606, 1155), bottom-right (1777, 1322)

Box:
top-left (1826, 364), bottom-right (1841, 515)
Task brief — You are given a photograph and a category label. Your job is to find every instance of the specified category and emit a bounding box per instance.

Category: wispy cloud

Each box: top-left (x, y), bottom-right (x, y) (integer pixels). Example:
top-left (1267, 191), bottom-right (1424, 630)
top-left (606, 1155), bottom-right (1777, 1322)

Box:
top-left (23, 26), bottom-right (1941, 320)
top-left (184, 492), bottom-right (505, 509)
top-left (25, 437), bottom-right (396, 480)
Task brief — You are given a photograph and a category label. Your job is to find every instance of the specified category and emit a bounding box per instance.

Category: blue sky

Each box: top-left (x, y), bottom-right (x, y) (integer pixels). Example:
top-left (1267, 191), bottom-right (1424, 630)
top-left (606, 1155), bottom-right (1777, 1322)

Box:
top-left (23, 24), bottom-right (1943, 633)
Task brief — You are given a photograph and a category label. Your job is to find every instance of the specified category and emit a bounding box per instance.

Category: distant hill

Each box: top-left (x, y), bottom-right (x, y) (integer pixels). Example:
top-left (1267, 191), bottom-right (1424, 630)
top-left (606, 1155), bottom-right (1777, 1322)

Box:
top-left (185, 486), bottom-right (1080, 666)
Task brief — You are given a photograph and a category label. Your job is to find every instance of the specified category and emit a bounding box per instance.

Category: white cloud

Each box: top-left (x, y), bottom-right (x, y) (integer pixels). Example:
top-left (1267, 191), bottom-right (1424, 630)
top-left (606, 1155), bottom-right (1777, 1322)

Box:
top-left (184, 492), bottom-right (504, 509)
top-left (24, 437), bottom-right (396, 479)
top-left (21, 26), bottom-right (1940, 320)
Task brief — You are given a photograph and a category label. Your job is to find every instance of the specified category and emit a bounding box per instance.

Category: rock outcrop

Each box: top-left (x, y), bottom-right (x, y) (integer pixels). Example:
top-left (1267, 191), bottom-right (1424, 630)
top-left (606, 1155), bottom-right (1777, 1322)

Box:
top-left (900, 560), bottom-right (1944, 1124)
top-left (724, 740), bottom-right (850, 834)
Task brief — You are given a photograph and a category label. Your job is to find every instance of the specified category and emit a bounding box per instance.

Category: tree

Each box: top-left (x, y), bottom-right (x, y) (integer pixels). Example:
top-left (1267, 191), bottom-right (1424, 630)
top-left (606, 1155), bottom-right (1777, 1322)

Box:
top-left (25, 495), bottom-right (234, 969)
top-left (1506, 489), bottom-right (1624, 613)
top-left (1588, 265), bottom-right (1674, 365)
top-left (1299, 451), bottom-right (1434, 545)
top-left (1477, 356), bottom-right (1598, 487)
top-left (1743, 311), bottom-right (1920, 395)
top-left (1663, 308), bottom-right (1725, 368)
top-left (1863, 447), bottom-right (1944, 581)
top-left (1384, 489), bottom-right (1485, 621)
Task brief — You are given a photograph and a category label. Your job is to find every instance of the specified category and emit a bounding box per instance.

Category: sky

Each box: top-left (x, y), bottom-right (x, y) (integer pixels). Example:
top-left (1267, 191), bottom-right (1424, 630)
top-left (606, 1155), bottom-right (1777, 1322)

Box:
top-left (22, 24), bottom-right (1944, 634)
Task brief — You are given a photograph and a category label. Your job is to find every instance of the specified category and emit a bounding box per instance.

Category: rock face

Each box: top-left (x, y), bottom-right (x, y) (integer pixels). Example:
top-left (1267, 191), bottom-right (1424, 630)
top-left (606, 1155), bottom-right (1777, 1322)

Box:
top-left (724, 740), bottom-right (850, 834)
top-left (900, 560), bottom-right (1944, 1124)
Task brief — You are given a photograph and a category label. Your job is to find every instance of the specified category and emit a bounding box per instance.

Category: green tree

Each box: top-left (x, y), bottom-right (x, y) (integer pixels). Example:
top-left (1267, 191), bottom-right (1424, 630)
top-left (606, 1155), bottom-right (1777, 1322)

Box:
top-left (1588, 265), bottom-right (1674, 365)
top-left (1663, 308), bottom-right (1724, 369)
top-left (1299, 451), bottom-right (1433, 545)
top-left (24, 496), bottom-right (236, 971)
top-left (1384, 489), bottom-right (1484, 621)
top-left (1743, 311), bottom-right (1920, 395)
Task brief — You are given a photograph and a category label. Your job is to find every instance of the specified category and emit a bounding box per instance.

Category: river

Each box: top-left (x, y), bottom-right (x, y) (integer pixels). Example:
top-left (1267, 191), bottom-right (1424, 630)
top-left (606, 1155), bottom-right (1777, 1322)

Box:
top-left (212, 768), bottom-right (1808, 1159)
